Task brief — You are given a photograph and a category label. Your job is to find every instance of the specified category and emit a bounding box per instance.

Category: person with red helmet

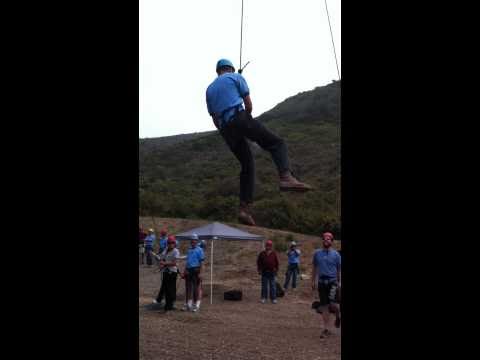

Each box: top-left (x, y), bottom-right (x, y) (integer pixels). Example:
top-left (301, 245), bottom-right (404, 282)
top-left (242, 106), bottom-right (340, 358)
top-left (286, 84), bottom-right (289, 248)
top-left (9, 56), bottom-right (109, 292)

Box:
top-left (257, 240), bottom-right (280, 304)
top-left (154, 234), bottom-right (176, 306)
top-left (311, 232), bottom-right (341, 338)
top-left (154, 235), bottom-right (180, 312)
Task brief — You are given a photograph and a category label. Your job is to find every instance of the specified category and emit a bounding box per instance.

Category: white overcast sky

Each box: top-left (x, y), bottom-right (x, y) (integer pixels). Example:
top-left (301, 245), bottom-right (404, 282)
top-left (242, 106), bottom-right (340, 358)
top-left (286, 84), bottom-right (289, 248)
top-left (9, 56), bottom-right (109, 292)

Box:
top-left (139, 0), bottom-right (341, 139)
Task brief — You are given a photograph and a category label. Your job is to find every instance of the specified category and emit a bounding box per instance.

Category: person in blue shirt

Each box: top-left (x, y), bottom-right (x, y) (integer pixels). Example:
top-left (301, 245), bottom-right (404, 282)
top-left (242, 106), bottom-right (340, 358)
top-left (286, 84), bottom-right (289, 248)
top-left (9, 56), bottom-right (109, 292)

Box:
top-left (182, 234), bottom-right (205, 312)
top-left (158, 229), bottom-right (168, 254)
top-left (206, 59), bottom-right (312, 227)
top-left (197, 239), bottom-right (207, 309)
top-left (311, 232), bottom-right (341, 338)
top-left (144, 229), bottom-right (156, 266)
top-left (283, 241), bottom-right (301, 291)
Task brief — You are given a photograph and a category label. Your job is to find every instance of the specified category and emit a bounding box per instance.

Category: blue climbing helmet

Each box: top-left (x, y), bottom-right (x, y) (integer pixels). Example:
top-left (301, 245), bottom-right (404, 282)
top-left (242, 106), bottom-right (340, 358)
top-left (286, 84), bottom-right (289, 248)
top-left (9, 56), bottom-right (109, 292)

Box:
top-left (216, 58), bottom-right (235, 72)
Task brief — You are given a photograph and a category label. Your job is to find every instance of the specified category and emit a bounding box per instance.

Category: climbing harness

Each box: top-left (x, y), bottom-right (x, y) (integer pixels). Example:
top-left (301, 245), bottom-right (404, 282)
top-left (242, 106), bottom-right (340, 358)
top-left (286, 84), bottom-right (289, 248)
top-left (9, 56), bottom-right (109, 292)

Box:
top-left (238, 61), bottom-right (250, 74)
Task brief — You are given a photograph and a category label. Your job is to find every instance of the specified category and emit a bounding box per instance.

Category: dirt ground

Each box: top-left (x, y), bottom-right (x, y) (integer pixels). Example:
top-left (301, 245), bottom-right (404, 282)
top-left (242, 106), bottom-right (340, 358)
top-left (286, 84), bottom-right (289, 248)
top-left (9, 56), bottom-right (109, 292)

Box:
top-left (139, 224), bottom-right (341, 360)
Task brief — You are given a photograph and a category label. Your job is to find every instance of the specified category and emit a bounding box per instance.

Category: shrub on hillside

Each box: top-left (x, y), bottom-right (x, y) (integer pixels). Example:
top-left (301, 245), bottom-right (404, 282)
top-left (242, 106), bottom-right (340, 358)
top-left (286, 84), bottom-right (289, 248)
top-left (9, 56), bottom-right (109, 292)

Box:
top-left (272, 233), bottom-right (288, 252)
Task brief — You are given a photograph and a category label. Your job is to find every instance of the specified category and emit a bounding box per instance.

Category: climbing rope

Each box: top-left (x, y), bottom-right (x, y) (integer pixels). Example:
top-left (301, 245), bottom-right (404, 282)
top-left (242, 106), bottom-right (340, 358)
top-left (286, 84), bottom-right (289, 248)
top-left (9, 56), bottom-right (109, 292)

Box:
top-left (236, 0), bottom-right (341, 234)
top-left (323, 1), bottom-right (341, 234)
top-left (238, 0), bottom-right (250, 74)
top-left (324, 0), bottom-right (340, 79)
top-left (321, 0), bottom-right (341, 233)
top-left (239, 0), bottom-right (244, 71)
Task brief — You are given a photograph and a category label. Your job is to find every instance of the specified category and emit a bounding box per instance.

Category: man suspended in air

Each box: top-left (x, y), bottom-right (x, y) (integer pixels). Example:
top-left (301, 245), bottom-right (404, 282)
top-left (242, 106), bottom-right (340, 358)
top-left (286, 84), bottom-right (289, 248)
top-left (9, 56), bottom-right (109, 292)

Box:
top-left (206, 59), bottom-right (312, 226)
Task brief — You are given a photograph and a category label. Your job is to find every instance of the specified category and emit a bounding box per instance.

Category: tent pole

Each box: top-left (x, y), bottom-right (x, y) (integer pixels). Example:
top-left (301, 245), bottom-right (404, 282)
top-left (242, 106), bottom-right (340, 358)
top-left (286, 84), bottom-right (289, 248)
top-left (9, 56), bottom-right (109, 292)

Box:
top-left (210, 238), bottom-right (214, 305)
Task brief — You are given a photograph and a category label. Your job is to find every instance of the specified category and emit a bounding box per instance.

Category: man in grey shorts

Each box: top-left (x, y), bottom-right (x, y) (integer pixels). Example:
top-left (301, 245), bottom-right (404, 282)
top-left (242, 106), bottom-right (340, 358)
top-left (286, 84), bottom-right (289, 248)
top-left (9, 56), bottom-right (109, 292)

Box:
top-left (311, 232), bottom-right (341, 338)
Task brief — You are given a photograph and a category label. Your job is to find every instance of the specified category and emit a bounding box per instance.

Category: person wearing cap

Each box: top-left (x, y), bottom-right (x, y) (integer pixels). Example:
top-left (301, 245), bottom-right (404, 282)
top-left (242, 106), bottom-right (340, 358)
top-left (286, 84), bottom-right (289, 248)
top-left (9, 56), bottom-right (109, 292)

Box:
top-left (257, 240), bottom-right (279, 304)
top-left (205, 59), bottom-right (312, 227)
top-left (139, 227), bottom-right (147, 265)
top-left (158, 229), bottom-right (168, 254)
top-left (155, 236), bottom-right (180, 312)
top-left (284, 241), bottom-right (301, 291)
top-left (144, 229), bottom-right (156, 266)
top-left (182, 234), bottom-right (205, 312)
top-left (311, 232), bottom-right (341, 338)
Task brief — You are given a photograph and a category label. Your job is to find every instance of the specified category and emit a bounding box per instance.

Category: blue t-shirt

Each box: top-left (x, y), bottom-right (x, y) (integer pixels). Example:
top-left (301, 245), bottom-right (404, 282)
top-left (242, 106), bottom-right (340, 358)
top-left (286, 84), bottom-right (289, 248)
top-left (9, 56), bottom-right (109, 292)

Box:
top-left (159, 236), bottom-right (167, 252)
top-left (206, 73), bottom-right (250, 127)
top-left (144, 234), bottom-right (155, 248)
top-left (287, 249), bottom-right (301, 264)
top-left (186, 245), bottom-right (205, 269)
top-left (312, 249), bottom-right (341, 280)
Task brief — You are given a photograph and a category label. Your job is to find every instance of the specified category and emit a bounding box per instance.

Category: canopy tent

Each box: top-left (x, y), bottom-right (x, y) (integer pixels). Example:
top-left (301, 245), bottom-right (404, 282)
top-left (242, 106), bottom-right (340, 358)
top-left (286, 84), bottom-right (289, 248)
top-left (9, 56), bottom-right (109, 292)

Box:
top-left (175, 222), bottom-right (264, 242)
top-left (175, 222), bottom-right (265, 304)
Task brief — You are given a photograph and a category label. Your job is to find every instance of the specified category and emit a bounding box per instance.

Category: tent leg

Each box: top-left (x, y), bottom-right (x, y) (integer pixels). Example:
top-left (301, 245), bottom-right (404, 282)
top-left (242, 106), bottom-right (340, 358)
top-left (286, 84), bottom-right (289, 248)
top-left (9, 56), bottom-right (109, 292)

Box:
top-left (210, 239), bottom-right (214, 305)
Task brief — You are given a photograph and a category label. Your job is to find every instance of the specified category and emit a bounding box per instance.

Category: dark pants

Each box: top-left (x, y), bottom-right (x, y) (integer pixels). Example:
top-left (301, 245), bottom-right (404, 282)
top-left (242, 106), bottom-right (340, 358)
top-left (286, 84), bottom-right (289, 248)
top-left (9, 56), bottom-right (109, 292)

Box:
top-left (156, 272), bottom-right (165, 303)
top-left (139, 244), bottom-right (144, 264)
top-left (185, 267), bottom-right (201, 302)
top-left (162, 271), bottom-right (178, 310)
top-left (145, 246), bottom-right (153, 265)
top-left (220, 110), bottom-right (290, 203)
top-left (284, 263), bottom-right (299, 289)
top-left (261, 271), bottom-right (277, 300)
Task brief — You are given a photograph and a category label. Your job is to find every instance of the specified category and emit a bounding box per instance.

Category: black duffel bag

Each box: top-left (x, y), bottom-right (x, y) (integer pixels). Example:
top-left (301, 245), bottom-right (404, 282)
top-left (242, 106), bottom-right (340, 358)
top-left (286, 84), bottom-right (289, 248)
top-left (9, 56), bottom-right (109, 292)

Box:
top-left (224, 290), bottom-right (242, 301)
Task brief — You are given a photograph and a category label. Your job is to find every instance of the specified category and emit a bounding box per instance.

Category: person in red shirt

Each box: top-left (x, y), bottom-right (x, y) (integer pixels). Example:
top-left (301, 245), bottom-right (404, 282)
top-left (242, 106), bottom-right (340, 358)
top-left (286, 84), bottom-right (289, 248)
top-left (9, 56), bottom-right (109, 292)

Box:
top-left (257, 240), bottom-right (279, 304)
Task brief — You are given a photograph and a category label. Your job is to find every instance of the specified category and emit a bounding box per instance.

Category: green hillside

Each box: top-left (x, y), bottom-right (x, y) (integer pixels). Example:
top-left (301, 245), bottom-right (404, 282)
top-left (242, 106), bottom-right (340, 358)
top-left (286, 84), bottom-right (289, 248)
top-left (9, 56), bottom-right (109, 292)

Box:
top-left (139, 80), bottom-right (341, 237)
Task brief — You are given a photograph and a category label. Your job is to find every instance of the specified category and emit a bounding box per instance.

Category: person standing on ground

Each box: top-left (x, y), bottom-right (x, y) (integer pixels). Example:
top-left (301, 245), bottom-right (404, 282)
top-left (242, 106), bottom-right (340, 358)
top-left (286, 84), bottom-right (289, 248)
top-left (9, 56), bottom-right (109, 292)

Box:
top-left (206, 59), bottom-right (313, 226)
top-left (154, 234), bottom-right (177, 306)
top-left (196, 239), bottom-right (207, 305)
top-left (284, 241), bottom-right (301, 291)
top-left (155, 236), bottom-right (180, 312)
top-left (183, 234), bottom-right (205, 312)
top-left (182, 237), bottom-right (212, 310)
top-left (158, 229), bottom-right (168, 254)
top-left (139, 227), bottom-right (147, 265)
top-left (311, 232), bottom-right (341, 338)
top-left (144, 229), bottom-right (156, 266)
top-left (257, 240), bottom-right (279, 304)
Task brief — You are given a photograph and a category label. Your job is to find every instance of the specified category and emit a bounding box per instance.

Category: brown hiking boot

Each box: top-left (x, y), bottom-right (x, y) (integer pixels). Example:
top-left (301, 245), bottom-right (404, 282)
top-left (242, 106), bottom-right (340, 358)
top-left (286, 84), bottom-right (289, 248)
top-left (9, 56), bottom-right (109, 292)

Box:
top-left (238, 202), bottom-right (256, 226)
top-left (279, 172), bottom-right (313, 192)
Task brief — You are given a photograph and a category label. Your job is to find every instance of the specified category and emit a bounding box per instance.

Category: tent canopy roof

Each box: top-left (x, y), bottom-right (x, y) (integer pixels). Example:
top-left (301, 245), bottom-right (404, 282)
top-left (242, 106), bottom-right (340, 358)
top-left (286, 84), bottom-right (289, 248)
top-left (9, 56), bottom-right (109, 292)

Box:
top-left (175, 222), bottom-right (264, 241)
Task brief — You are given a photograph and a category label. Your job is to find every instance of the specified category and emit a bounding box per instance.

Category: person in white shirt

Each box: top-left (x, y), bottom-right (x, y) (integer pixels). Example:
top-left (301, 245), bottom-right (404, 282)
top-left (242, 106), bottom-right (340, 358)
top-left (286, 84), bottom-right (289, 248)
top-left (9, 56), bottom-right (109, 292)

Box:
top-left (157, 236), bottom-right (180, 312)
